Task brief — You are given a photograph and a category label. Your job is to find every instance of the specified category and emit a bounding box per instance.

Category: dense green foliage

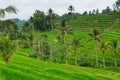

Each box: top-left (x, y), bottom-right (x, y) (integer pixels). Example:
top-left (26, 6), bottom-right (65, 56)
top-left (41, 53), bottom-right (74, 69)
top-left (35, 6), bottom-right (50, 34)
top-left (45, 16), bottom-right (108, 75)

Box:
top-left (30, 10), bottom-right (58, 31)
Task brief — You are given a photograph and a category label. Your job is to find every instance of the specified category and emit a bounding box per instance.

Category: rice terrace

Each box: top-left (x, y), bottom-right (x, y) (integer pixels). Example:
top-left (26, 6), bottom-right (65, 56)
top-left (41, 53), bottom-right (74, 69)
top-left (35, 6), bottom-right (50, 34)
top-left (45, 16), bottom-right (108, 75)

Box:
top-left (0, 0), bottom-right (120, 80)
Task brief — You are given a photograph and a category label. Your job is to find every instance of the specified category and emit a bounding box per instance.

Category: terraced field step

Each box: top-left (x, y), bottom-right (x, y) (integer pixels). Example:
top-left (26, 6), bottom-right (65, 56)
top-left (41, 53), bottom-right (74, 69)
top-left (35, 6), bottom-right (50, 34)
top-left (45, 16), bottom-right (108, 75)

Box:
top-left (0, 55), bottom-right (120, 80)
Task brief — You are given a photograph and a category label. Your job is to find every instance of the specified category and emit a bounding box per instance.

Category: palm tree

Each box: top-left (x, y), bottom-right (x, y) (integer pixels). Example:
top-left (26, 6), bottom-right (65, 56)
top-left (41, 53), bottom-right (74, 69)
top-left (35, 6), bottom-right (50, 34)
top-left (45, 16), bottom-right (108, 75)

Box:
top-left (50, 44), bottom-right (53, 62)
top-left (100, 42), bottom-right (108, 68)
top-left (115, 0), bottom-right (120, 11)
top-left (68, 5), bottom-right (75, 19)
top-left (0, 5), bottom-right (18, 18)
top-left (59, 19), bottom-right (73, 64)
top-left (0, 5), bottom-right (18, 64)
top-left (60, 19), bottom-right (66, 63)
top-left (88, 28), bottom-right (100, 67)
top-left (113, 4), bottom-right (117, 12)
top-left (0, 35), bottom-right (16, 64)
top-left (71, 36), bottom-right (83, 65)
top-left (110, 40), bottom-right (118, 67)
top-left (48, 8), bottom-right (55, 31)
top-left (40, 34), bottom-right (48, 59)
top-left (42, 40), bottom-right (50, 61)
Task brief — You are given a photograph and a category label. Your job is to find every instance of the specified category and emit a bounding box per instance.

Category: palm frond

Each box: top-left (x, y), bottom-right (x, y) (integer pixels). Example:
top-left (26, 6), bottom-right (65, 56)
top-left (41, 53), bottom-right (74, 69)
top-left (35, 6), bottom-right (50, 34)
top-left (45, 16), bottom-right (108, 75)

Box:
top-left (5, 5), bottom-right (18, 14)
top-left (61, 19), bottom-right (66, 28)
top-left (66, 28), bottom-right (73, 34)
top-left (96, 37), bottom-right (100, 42)
top-left (109, 40), bottom-right (118, 50)
top-left (88, 33), bottom-right (93, 37)
top-left (93, 28), bottom-right (99, 36)
top-left (0, 9), bottom-right (5, 18)
top-left (112, 40), bottom-right (118, 49)
top-left (71, 36), bottom-right (83, 47)
top-left (57, 35), bottom-right (62, 42)
top-left (100, 41), bottom-right (109, 53)
top-left (48, 8), bottom-right (53, 14)
top-left (87, 39), bottom-right (92, 43)
top-left (68, 5), bottom-right (74, 12)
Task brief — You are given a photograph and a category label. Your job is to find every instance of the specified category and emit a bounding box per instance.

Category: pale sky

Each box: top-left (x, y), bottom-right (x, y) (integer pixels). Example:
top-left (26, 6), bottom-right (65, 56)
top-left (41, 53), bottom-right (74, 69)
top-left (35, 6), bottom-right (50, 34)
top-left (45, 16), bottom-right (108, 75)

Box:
top-left (0, 0), bottom-right (116, 20)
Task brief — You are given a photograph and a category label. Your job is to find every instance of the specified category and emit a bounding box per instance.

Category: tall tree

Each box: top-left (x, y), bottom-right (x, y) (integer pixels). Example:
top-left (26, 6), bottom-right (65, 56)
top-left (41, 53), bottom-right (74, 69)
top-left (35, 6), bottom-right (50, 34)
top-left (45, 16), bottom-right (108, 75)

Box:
top-left (0, 35), bottom-right (16, 64)
top-left (30, 10), bottom-right (46, 31)
top-left (37, 34), bottom-right (51, 61)
top-left (100, 42), bottom-right (108, 68)
top-left (96, 9), bottom-right (99, 14)
top-left (102, 6), bottom-right (111, 14)
top-left (113, 4), bottom-right (117, 12)
top-left (71, 36), bottom-right (83, 65)
top-left (42, 40), bottom-right (50, 61)
top-left (0, 5), bottom-right (18, 64)
top-left (110, 40), bottom-right (118, 67)
top-left (88, 28), bottom-right (100, 67)
top-left (0, 5), bottom-right (17, 18)
top-left (48, 8), bottom-right (55, 31)
top-left (115, 0), bottom-right (120, 11)
top-left (68, 5), bottom-right (75, 19)
top-left (92, 10), bottom-right (96, 14)
top-left (89, 11), bottom-right (92, 15)
top-left (83, 11), bottom-right (87, 15)
top-left (60, 19), bottom-right (66, 63)
top-left (57, 19), bottom-right (72, 64)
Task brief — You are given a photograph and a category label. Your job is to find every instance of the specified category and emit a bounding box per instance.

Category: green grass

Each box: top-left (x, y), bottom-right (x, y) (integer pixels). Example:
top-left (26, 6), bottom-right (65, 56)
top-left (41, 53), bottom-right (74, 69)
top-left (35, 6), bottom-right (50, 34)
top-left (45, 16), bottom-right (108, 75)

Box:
top-left (0, 54), bottom-right (120, 80)
top-left (67, 12), bottom-right (120, 28)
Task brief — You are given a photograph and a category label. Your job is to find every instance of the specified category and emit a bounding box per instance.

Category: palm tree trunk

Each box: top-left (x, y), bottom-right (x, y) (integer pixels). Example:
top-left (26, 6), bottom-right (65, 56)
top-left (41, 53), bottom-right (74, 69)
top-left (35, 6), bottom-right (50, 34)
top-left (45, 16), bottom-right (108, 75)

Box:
top-left (115, 55), bottom-right (117, 67)
top-left (66, 53), bottom-right (68, 64)
top-left (16, 31), bottom-right (19, 49)
top-left (65, 52), bottom-right (68, 64)
top-left (96, 51), bottom-right (98, 67)
top-left (31, 28), bottom-right (35, 53)
top-left (50, 17), bottom-right (53, 32)
top-left (114, 50), bottom-right (117, 67)
top-left (102, 52), bottom-right (105, 68)
top-left (37, 30), bottom-right (40, 58)
top-left (64, 35), bottom-right (67, 64)
top-left (5, 54), bottom-right (11, 65)
top-left (74, 47), bottom-right (77, 65)
top-left (61, 33), bottom-right (65, 63)
top-left (71, 11), bottom-right (74, 19)
top-left (65, 42), bottom-right (67, 64)
top-left (95, 41), bottom-right (98, 67)
top-left (50, 44), bottom-right (53, 62)
top-left (72, 13), bottom-right (74, 20)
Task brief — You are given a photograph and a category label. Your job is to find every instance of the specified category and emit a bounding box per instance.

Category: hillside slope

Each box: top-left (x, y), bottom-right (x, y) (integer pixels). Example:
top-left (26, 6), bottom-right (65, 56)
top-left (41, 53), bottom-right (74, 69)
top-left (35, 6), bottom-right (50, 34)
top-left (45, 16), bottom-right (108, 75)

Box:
top-left (0, 53), bottom-right (120, 80)
top-left (67, 12), bottom-right (120, 28)
top-left (23, 12), bottom-right (120, 66)
top-left (1, 12), bottom-right (120, 80)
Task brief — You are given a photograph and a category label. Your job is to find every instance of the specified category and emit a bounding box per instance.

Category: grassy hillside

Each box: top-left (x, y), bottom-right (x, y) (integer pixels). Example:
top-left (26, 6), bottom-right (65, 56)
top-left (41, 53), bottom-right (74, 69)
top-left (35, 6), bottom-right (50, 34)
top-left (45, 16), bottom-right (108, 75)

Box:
top-left (0, 49), bottom-right (120, 80)
top-left (1, 12), bottom-right (120, 80)
top-left (67, 12), bottom-right (120, 28)
top-left (18, 12), bottom-right (120, 67)
top-left (38, 12), bottom-right (120, 66)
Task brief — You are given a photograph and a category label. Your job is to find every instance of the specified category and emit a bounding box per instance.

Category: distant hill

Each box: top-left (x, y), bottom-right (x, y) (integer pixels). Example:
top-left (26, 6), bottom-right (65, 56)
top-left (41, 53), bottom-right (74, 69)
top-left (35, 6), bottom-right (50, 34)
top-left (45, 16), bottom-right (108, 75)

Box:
top-left (11, 18), bottom-right (22, 23)
top-left (11, 18), bottom-right (26, 28)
